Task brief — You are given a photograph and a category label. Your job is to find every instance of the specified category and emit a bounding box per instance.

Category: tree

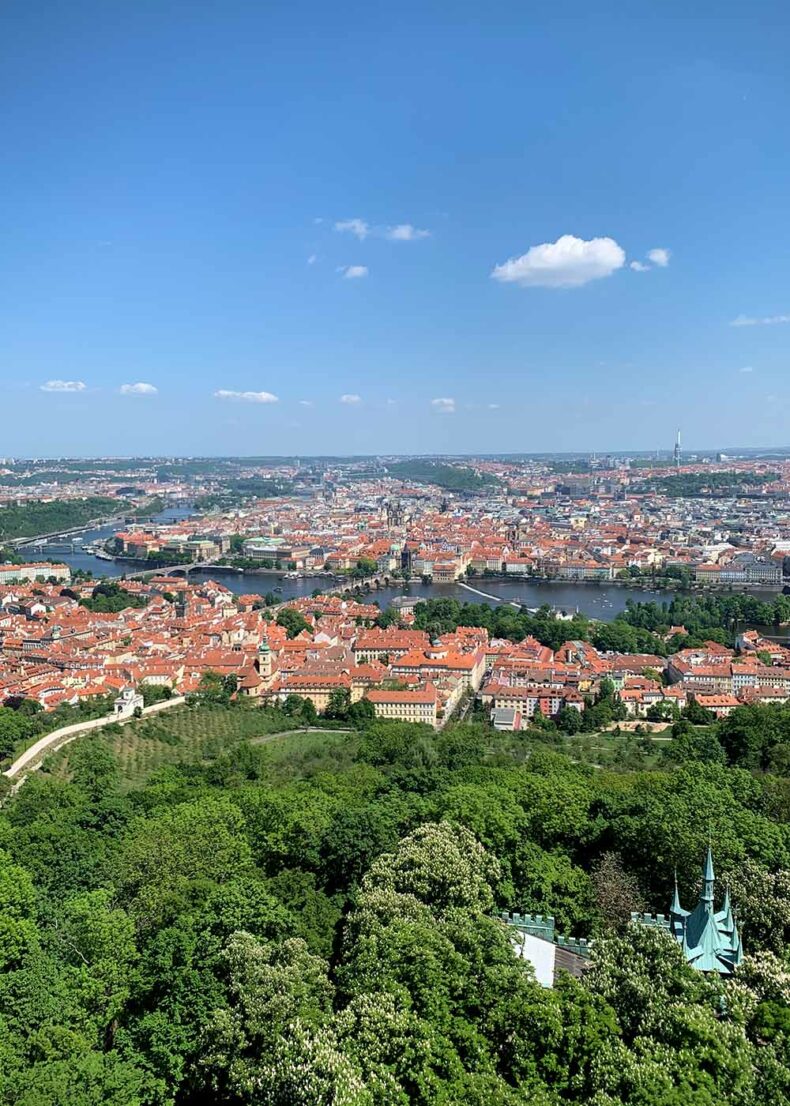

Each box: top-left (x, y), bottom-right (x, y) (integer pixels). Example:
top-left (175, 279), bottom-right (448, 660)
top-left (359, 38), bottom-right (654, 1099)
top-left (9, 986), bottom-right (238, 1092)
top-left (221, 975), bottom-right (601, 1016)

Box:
top-left (119, 797), bottom-right (253, 930)
top-left (556, 706), bottom-right (583, 734)
top-left (276, 608), bottom-right (310, 639)
top-left (663, 724), bottom-right (726, 765)
top-left (590, 852), bottom-right (645, 932)
top-left (724, 860), bottom-right (790, 954)
top-left (683, 693), bottom-right (716, 725)
top-left (55, 889), bottom-right (138, 1038)
top-left (140, 683), bottom-right (172, 707)
top-left (645, 700), bottom-right (678, 722)
top-left (584, 926), bottom-right (757, 1102)
top-left (201, 932), bottom-right (335, 1098)
top-left (193, 670), bottom-right (238, 706)
top-left (347, 697), bottom-right (375, 727)
top-left (70, 736), bottom-right (119, 805)
top-left (354, 558), bottom-right (377, 578)
top-left (0, 706), bottom-right (36, 760)
top-left (5, 1052), bottom-right (150, 1106)
top-left (324, 688), bottom-right (351, 721)
top-left (718, 703), bottom-right (790, 769)
top-left (301, 698), bottom-right (319, 725)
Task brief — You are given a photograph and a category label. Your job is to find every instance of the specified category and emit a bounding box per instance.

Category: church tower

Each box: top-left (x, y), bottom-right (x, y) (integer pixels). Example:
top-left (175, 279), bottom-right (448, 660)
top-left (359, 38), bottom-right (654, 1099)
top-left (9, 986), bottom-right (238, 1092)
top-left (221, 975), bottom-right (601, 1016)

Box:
top-left (257, 638), bottom-right (273, 684)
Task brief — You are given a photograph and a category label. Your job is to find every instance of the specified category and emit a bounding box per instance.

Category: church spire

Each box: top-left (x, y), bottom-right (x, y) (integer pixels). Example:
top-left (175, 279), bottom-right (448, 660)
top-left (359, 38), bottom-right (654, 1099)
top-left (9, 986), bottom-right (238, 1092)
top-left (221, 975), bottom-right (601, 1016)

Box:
top-left (702, 846), bottom-right (715, 905)
top-left (671, 870), bottom-right (682, 916)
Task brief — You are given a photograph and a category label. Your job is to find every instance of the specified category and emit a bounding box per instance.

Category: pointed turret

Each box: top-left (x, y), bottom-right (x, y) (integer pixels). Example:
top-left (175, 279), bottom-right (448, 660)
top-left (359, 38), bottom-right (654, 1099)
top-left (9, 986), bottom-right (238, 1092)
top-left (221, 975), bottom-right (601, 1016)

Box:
top-left (715, 885), bottom-right (733, 929)
top-left (701, 846), bottom-right (715, 905)
top-left (670, 870), bottom-right (687, 918)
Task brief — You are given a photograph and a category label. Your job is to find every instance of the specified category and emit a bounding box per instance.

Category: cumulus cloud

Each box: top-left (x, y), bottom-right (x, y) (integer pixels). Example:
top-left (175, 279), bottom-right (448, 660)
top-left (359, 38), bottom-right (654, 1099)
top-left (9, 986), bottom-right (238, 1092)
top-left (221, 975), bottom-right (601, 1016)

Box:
top-left (630, 260), bottom-right (650, 272)
top-left (338, 265), bottom-right (368, 279)
top-left (647, 247), bottom-right (671, 267)
top-left (340, 393), bottom-right (362, 405)
top-left (385, 224), bottom-right (431, 241)
top-left (120, 382), bottom-right (158, 396)
top-left (431, 397), bottom-right (456, 414)
top-left (335, 218), bottom-right (370, 240)
top-left (491, 234), bottom-right (625, 288)
top-left (299, 399), bottom-right (314, 406)
top-left (307, 253), bottom-right (318, 265)
top-left (214, 389), bottom-right (279, 403)
top-left (731, 313), bottom-right (790, 327)
top-left (40, 380), bottom-right (87, 393)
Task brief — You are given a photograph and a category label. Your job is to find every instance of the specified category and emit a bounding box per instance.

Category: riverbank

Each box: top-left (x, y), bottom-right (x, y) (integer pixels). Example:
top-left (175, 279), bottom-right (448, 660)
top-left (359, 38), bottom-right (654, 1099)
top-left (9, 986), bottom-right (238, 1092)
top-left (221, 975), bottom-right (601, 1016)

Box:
top-left (460, 572), bottom-right (785, 595)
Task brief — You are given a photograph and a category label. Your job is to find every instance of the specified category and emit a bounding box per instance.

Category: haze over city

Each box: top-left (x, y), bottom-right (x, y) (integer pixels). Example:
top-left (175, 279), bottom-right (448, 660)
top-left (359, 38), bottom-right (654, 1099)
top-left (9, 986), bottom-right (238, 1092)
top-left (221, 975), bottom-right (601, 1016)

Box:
top-left (3, 1), bottom-right (790, 455)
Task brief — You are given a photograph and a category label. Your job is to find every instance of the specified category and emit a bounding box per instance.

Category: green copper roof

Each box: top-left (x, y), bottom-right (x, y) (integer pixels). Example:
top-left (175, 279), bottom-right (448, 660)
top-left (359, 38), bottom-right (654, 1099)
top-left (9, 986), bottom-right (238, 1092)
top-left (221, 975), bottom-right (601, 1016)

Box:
top-left (665, 849), bottom-right (742, 976)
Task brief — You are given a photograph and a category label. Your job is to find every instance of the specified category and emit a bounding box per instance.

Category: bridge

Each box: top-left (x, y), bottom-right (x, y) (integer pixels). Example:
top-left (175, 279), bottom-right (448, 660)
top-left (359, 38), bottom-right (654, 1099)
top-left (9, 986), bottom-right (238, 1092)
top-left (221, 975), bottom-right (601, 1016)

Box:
top-left (333, 573), bottom-right (394, 596)
top-left (21, 540), bottom-right (82, 555)
top-left (121, 560), bottom-right (242, 581)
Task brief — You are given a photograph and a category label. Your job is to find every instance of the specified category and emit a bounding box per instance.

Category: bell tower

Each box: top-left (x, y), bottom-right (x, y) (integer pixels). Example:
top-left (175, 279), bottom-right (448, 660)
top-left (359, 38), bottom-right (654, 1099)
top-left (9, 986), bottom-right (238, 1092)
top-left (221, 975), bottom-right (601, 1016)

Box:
top-left (258, 639), bottom-right (273, 683)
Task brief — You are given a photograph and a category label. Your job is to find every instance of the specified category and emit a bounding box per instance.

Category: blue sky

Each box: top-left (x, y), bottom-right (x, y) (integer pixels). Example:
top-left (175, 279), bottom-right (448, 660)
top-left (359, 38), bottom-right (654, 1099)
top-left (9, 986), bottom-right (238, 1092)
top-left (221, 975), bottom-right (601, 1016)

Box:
top-left (2, 0), bottom-right (789, 456)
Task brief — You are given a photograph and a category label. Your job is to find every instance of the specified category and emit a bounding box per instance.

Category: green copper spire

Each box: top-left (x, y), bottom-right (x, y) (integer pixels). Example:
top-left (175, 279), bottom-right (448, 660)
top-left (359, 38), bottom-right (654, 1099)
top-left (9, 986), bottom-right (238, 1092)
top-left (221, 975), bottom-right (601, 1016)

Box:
top-left (702, 846), bottom-right (715, 904)
top-left (660, 849), bottom-right (742, 976)
top-left (671, 871), bottom-right (683, 916)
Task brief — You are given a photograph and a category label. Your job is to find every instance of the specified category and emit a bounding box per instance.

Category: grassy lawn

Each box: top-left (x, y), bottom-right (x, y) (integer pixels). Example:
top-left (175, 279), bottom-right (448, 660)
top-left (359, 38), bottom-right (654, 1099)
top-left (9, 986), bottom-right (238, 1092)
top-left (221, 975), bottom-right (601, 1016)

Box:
top-left (560, 727), bottom-right (671, 769)
top-left (253, 728), bottom-right (359, 785)
top-left (47, 703), bottom-right (302, 791)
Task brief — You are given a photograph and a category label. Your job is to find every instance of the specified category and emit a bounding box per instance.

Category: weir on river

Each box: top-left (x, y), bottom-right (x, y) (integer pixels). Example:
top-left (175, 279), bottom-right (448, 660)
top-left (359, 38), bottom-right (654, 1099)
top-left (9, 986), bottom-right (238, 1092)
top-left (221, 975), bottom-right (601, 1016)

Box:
top-left (456, 580), bottom-right (523, 608)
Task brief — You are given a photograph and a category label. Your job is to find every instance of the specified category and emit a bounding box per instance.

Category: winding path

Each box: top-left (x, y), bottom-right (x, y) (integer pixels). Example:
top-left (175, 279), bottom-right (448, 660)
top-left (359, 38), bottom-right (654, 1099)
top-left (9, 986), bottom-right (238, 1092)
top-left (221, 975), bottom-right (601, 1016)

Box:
top-left (3, 696), bottom-right (186, 792)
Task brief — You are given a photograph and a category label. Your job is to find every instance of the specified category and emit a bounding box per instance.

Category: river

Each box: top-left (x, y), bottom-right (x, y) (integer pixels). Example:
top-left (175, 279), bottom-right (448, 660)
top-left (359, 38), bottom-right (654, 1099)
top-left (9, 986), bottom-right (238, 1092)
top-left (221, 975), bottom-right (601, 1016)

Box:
top-left (26, 511), bottom-right (785, 621)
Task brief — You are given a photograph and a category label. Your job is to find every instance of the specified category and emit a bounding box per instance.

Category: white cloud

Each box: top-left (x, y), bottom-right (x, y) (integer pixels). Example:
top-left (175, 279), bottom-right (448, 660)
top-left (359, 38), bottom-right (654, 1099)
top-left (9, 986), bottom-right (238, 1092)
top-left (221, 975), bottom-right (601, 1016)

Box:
top-left (120, 382), bottom-right (158, 396)
top-left (340, 393), bottom-right (362, 405)
top-left (335, 218), bottom-right (369, 240)
top-left (740, 365), bottom-right (754, 373)
top-left (488, 402), bottom-right (501, 409)
top-left (214, 389), bottom-right (279, 403)
top-left (731, 313), bottom-right (790, 327)
top-left (307, 253), bottom-right (318, 265)
top-left (385, 224), bottom-right (431, 241)
top-left (40, 380), bottom-right (87, 393)
top-left (339, 265), bottom-right (368, 279)
top-left (431, 397), bottom-right (456, 414)
top-left (647, 247), bottom-right (671, 267)
top-left (299, 399), bottom-right (314, 406)
top-left (630, 260), bottom-right (650, 272)
top-left (491, 234), bottom-right (625, 288)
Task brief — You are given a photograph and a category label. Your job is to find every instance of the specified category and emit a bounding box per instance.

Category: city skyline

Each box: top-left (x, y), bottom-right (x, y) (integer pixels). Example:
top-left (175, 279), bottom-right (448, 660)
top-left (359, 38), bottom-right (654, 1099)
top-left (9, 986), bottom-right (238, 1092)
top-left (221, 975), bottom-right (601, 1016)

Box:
top-left (3, 2), bottom-right (790, 454)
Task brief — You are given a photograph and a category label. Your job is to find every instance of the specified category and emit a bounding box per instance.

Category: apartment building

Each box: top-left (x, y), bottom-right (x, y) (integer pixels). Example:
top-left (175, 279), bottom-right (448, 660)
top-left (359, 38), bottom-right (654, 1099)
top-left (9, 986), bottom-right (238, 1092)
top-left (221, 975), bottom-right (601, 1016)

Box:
top-left (366, 686), bottom-right (438, 727)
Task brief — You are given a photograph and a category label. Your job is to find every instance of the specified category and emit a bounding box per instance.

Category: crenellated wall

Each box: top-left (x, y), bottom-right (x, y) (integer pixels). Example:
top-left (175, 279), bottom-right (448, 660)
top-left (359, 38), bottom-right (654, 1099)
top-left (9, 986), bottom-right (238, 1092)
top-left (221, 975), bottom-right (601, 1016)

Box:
top-left (500, 911), bottom-right (594, 959)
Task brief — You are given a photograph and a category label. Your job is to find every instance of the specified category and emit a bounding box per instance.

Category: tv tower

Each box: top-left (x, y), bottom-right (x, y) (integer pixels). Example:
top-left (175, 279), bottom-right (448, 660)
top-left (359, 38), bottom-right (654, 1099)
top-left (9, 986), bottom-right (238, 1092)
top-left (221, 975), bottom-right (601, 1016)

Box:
top-left (673, 429), bottom-right (682, 469)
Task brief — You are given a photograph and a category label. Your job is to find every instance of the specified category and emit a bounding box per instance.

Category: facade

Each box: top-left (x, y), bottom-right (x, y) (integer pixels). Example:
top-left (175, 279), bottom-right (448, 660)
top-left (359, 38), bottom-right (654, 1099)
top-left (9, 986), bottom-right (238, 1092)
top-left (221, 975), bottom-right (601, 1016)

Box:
top-left (366, 686), bottom-right (438, 727)
top-left (113, 686), bottom-right (144, 718)
top-left (633, 849), bottom-right (743, 976)
top-left (0, 562), bottom-right (71, 584)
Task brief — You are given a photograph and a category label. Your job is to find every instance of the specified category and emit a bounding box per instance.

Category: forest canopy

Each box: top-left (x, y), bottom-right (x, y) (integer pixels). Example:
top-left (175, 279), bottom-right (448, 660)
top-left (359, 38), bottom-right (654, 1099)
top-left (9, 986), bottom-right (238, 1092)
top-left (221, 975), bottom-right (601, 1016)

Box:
top-left (1, 701), bottom-right (790, 1105)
